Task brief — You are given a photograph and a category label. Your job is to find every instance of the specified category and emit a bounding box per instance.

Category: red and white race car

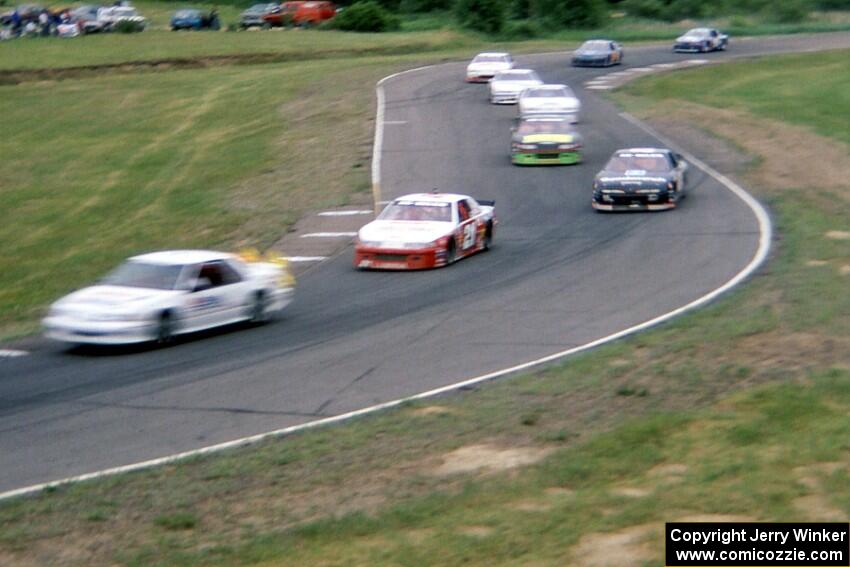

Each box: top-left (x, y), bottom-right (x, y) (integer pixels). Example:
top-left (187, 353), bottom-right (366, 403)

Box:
top-left (354, 193), bottom-right (496, 270)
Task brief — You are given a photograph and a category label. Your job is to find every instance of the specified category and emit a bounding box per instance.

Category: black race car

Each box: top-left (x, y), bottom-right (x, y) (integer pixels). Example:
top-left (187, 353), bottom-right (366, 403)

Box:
top-left (592, 148), bottom-right (689, 211)
top-left (572, 39), bottom-right (623, 67)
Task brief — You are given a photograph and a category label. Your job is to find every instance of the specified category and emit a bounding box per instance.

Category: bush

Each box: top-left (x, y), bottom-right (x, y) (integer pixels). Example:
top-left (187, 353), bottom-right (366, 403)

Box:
top-left (510, 0), bottom-right (532, 19)
top-left (764, 0), bottom-right (812, 22)
top-left (500, 19), bottom-right (541, 39)
top-left (454, 0), bottom-right (505, 34)
top-left (534, 0), bottom-right (608, 28)
top-left (113, 20), bottom-right (145, 33)
top-left (331, 1), bottom-right (401, 31)
top-left (398, 0), bottom-right (453, 12)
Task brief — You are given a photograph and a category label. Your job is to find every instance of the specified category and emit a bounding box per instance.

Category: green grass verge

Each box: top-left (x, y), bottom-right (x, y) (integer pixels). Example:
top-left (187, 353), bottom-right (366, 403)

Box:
top-left (0, 49), bottom-right (848, 566)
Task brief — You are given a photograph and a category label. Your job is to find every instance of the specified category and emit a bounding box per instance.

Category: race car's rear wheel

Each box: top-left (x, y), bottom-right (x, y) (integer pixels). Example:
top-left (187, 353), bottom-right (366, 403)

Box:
top-left (250, 291), bottom-right (270, 324)
top-left (156, 311), bottom-right (174, 344)
top-left (483, 222), bottom-right (493, 251)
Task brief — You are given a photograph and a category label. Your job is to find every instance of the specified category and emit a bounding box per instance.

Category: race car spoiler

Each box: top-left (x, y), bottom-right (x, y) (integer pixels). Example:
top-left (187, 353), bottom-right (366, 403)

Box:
top-left (477, 199), bottom-right (496, 207)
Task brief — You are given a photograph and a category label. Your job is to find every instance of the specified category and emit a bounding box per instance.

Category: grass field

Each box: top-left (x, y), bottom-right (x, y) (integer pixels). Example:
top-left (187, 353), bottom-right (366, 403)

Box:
top-left (1, 50), bottom-right (848, 566)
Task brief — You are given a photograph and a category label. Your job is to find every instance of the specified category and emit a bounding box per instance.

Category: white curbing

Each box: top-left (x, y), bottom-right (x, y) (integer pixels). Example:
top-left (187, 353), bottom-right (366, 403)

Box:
top-left (0, 349), bottom-right (28, 358)
top-left (0, 54), bottom-right (773, 503)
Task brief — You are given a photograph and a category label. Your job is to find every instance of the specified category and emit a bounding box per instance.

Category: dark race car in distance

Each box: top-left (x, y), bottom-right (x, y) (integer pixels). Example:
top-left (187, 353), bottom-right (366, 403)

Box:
top-left (511, 116), bottom-right (582, 166)
top-left (674, 28), bottom-right (728, 53)
top-left (592, 148), bottom-right (689, 211)
top-left (572, 39), bottom-right (623, 67)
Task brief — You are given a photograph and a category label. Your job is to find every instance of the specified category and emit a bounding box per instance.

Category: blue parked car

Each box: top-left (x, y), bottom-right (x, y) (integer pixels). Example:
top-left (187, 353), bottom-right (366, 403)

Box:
top-left (170, 8), bottom-right (219, 30)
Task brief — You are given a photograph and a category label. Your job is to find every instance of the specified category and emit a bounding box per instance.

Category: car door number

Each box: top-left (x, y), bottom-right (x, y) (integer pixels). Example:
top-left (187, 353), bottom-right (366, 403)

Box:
top-left (462, 222), bottom-right (476, 250)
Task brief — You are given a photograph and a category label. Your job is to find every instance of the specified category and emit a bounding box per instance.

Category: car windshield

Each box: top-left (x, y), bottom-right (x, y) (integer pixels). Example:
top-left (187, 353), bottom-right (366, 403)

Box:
top-left (175, 9), bottom-right (199, 17)
top-left (496, 71), bottom-right (536, 81)
top-left (605, 153), bottom-right (670, 173)
top-left (101, 261), bottom-right (184, 290)
top-left (474, 54), bottom-right (508, 63)
top-left (687, 28), bottom-right (710, 37)
top-left (113, 7), bottom-right (138, 16)
top-left (526, 87), bottom-right (570, 98)
top-left (517, 119), bottom-right (572, 136)
top-left (379, 201), bottom-right (452, 222)
top-left (249, 4), bottom-right (271, 10)
top-left (581, 41), bottom-right (609, 51)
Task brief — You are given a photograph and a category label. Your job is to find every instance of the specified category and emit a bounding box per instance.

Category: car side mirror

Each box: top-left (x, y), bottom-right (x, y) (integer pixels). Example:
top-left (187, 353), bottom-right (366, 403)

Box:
top-left (193, 277), bottom-right (212, 292)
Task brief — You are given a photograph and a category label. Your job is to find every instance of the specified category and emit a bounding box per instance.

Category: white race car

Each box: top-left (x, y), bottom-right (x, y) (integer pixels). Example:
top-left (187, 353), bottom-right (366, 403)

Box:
top-left (489, 69), bottom-right (543, 104)
top-left (43, 250), bottom-right (295, 345)
top-left (354, 193), bottom-right (496, 270)
top-left (466, 52), bottom-right (514, 83)
top-left (674, 28), bottom-right (728, 52)
top-left (518, 84), bottom-right (581, 122)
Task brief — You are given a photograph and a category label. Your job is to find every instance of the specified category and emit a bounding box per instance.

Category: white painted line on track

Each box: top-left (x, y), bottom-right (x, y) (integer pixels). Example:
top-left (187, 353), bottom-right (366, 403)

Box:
top-left (286, 256), bottom-right (328, 262)
top-left (317, 210), bottom-right (373, 217)
top-left (0, 349), bottom-right (28, 358)
top-left (0, 58), bottom-right (773, 503)
top-left (300, 232), bottom-right (357, 238)
top-left (383, 120), bottom-right (408, 125)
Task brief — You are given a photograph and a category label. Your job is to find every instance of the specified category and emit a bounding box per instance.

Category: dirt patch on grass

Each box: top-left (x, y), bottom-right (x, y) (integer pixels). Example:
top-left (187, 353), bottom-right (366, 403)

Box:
top-left (642, 102), bottom-right (850, 205)
top-left (677, 514), bottom-right (754, 523)
top-left (612, 486), bottom-right (651, 498)
top-left (412, 405), bottom-right (456, 417)
top-left (737, 332), bottom-right (850, 372)
top-left (458, 525), bottom-right (496, 538)
top-left (571, 523), bottom-right (657, 567)
top-left (647, 463), bottom-right (689, 480)
top-left (826, 230), bottom-right (850, 240)
top-left (432, 444), bottom-right (551, 476)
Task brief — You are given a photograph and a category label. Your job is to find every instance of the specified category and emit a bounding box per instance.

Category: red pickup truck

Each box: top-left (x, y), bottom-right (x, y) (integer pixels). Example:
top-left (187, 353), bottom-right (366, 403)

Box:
top-left (273, 1), bottom-right (336, 26)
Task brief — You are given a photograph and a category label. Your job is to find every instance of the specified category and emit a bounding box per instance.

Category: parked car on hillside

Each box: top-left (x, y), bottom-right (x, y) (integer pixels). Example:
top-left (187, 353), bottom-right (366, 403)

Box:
top-left (69, 4), bottom-right (106, 33)
top-left (239, 3), bottom-right (280, 28)
top-left (171, 8), bottom-right (220, 30)
top-left (674, 28), bottom-right (728, 52)
top-left (96, 5), bottom-right (146, 30)
top-left (280, 1), bottom-right (335, 26)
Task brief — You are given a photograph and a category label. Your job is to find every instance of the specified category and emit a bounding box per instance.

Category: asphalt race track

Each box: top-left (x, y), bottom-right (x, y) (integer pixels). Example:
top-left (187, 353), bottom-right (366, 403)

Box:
top-left (3, 33), bottom-right (850, 494)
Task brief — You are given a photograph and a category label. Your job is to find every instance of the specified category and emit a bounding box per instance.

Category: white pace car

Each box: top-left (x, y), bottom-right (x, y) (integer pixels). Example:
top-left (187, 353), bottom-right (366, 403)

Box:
top-left (43, 250), bottom-right (295, 345)
top-left (489, 69), bottom-right (543, 104)
top-left (466, 52), bottom-right (514, 83)
top-left (518, 84), bottom-right (581, 123)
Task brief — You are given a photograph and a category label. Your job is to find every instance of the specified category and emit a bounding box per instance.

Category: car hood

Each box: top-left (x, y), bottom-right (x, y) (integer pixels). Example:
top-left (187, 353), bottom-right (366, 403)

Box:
top-left (677, 34), bottom-right (704, 42)
top-left (491, 80), bottom-right (541, 92)
top-left (52, 285), bottom-right (182, 313)
top-left (359, 220), bottom-right (453, 245)
top-left (242, 9), bottom-right (266, 16)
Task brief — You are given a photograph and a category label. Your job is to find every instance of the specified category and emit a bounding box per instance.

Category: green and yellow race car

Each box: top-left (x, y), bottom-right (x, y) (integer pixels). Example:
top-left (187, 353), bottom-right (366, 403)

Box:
top-left (511, 116), bottom-right (582, 166)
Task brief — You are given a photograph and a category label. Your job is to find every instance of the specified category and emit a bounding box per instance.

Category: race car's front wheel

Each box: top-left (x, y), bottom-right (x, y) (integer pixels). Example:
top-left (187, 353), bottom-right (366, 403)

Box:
top-left (156, 311), bottom-right (174, 344)
top-left (445, 240), bottom-right (457, 265)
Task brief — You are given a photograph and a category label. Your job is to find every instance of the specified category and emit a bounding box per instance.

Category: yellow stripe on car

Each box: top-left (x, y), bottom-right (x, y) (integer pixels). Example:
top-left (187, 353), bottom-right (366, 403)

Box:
top-left (522, 134), bottom-right (573, 143)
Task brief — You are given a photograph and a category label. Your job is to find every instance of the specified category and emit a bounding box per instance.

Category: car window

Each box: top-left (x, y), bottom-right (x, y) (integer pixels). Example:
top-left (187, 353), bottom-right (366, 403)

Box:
top-left (464, 199), bottom-right (479, 216)
top-left (219, 261), bottom-right (244, 285)
top-left (457, 201), bottom-right (470, 222)
top-left (197, 262), bottom-right (232, 288)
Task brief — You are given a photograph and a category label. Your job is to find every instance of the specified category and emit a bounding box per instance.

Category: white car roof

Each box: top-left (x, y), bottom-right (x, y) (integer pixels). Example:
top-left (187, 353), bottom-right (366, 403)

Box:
top-left (475, 52), bottom-right (510, 57)
top-left (129, 250), bottom-right (234, 265)
top-left (393, 193), bottom-right (466, 204)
